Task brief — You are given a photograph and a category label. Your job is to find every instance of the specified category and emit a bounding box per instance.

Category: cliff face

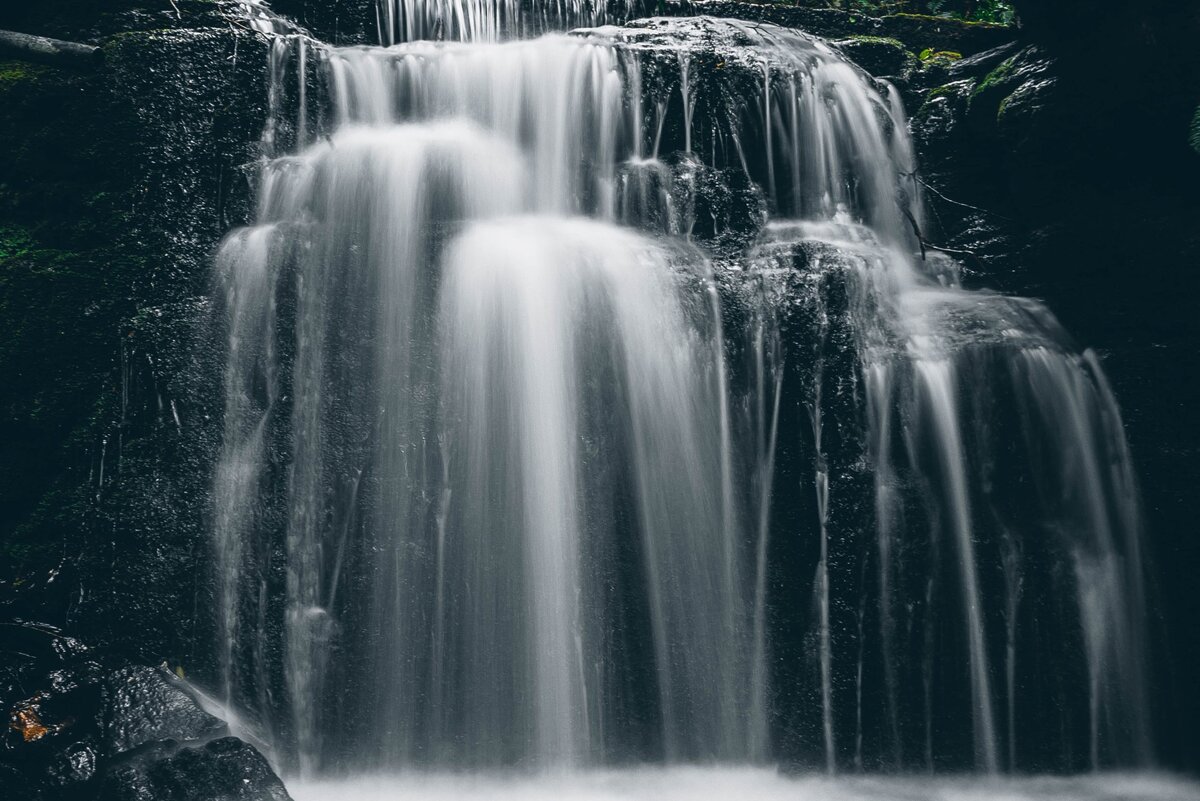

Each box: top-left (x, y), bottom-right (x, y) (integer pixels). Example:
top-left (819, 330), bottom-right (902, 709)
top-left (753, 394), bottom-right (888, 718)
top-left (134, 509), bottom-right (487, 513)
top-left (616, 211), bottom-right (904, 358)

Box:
top-left (0, 0), bottom-right (1198, 774)
top-left (0, 4), bottom-right (271, 671)
top-left (905, 6), bottom-right (1200, 770)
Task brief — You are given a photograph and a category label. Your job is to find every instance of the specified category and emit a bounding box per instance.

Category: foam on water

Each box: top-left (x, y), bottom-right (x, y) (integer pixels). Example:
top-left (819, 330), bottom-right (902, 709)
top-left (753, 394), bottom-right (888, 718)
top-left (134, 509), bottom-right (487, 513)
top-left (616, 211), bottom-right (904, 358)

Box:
top-left (290, 769), bottom-right (1200, 801)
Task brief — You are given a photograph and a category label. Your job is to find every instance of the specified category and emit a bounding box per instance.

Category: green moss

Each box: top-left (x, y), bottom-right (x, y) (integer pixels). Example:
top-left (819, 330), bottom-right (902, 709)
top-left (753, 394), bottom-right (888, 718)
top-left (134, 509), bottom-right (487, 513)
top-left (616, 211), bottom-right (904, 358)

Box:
top-left (0, 60), bottom-right (51, 91)
top-left (996, 92), bottom-right (1015, 122)
top-left (919, 48), bottom-right (963, 61)
top-left (890, 12), bottom-right (1007, 29)
top-left (0, 224), bottom-right (34, 261)
top-left (847, 35), bottom-right (907, 49)
top-left (916, 78), bottom-right (976, 119)
top-left (971, 54), bottom-right (1018, 101)
top-left (927, 83), bottom-right (960, 102)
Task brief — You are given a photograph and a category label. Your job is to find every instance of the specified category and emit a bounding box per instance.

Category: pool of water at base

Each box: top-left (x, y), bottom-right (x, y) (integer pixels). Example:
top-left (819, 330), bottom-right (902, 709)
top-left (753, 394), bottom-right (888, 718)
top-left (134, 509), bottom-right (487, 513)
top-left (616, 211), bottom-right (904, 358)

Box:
top-left (289, 767), bottom-right (1200, 801)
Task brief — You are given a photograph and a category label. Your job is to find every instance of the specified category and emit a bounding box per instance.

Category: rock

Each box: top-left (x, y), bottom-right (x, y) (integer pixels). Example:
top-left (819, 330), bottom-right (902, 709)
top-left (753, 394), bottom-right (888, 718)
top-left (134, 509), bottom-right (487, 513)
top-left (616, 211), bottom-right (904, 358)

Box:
top-left (913, 78), bottom-right (976, 151)
top-left (0, 21), bottom-right (272, 668)
top-left (677, 157), bottom-right (769, 254)
top-left (661, 1), bottom-right (1012, 55)
top-left (0, 623), bottom-right (278, 801)
top-left (101, 665), bottom-right (226, 754)
top-left (268, 0), bottom-right (378, 44)
top-left (833, 35), bottom-right (915, 77)
top-left (97, 737), bottom-right (292, 801)
top-left (877, 12), bottom-right (1010, 56)
top-left (965, 45), bottom-right (1054, 131)
top-left (0, 620), bottom-right (89, 663)
top-left (0, 1), bottom-right (231, 44)
top-left (947, 40), bottom-right (1021, 80)
top-left (907, 71), bottom-right (1023, 275)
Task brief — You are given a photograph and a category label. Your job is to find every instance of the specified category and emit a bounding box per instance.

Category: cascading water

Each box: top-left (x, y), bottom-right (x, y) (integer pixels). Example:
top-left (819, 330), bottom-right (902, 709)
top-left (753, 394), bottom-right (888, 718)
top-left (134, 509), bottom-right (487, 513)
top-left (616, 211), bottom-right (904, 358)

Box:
top-left (209, 0), bottom-right (1163, 791)
top-left (374, 0), bottom-right (618, 44)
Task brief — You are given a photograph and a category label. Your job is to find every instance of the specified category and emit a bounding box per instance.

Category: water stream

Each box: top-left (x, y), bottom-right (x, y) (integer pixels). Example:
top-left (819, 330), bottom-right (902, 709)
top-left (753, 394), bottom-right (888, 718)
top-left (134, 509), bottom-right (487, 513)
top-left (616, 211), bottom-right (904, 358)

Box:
top-left (210, 0), bottom-right (1161, 786)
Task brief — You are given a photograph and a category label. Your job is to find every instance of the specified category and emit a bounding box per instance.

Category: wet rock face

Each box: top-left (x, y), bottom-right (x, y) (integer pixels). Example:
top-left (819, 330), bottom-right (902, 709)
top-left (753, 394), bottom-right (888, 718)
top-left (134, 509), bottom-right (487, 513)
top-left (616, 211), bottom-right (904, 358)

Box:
top-left (0, 11), bottom-right (276, 754)
top-left (2, 622), bottom-right (288, 801)
top-left (660, 0), bottom-right (1012, 56)
top-left (102, 666), bottom-right (228, 754)
top-left (98, 737), bottom-right (292, 801)
top-left (268, 0), bottom-right (379, 44)
top-left (0, 1), bottom-right (232, 44)
top-left (0, 20), bottom-right (270, 671)
top-left (832, 36), bottom-right (914, 78)
top-left (905, 4), bottom-right (1200, 773)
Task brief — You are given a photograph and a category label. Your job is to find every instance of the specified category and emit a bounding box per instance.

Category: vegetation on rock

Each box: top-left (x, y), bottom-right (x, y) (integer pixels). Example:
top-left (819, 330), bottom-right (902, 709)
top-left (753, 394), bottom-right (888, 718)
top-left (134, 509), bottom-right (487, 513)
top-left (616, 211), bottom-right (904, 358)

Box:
top-left (833, 1), bottom-right (1015, 25)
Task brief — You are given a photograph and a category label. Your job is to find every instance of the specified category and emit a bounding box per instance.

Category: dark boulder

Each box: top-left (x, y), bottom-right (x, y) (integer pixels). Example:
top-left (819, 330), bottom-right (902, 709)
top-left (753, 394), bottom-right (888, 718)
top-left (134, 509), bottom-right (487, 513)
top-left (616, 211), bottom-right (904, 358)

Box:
top-left (876, 12), bottom-right (1009, 57)
top-left (101, 665), bottom-right (227, 755)
top-left (963, 45), bottom-right (1053, 134)
top-left (946, 40), bottom-right (1021, 80)
top-left (98, 737), bottom-right (291, 801)
top-left (833, 35), bottom-right (915, 78)
top-left (2, 621), bottom-right (287, 801)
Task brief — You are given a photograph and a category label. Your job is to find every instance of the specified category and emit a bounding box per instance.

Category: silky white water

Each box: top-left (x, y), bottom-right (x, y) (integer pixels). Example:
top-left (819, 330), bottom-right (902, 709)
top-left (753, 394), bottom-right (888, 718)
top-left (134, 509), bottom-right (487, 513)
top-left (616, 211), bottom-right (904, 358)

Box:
top-left (210, 0), bottom-right (1160, 782)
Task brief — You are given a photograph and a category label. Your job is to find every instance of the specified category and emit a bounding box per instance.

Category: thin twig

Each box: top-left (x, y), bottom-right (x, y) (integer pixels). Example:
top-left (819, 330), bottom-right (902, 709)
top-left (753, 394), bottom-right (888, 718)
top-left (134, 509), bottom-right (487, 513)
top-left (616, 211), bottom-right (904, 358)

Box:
top-left (900, 202), bottom-right (985, 271)
top-left (907, 172), bottom-right (1013, 222)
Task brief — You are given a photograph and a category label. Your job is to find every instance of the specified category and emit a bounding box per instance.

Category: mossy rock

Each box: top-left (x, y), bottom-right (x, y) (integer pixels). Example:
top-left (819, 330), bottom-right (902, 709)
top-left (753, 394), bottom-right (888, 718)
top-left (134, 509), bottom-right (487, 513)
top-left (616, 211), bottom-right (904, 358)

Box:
top-left (834, 35), bottom-right (916, 77)
top-left (0, 60), bottom-right (55, 91)
top-left (917, 78), bottom-right (976, 118)
top-left (911, 77), bottom-right (977, 168)
top-left (919, 48), bottom-right (962, 61)
top-left (970, 52), bottom-right (1018, 100)
top-left (660, 0), bottom-right (887, 40)
top-left (879, 11), bottom-right (1012, 56)
top-left (662, 1), bottom-right (1010, 55)
top-left (965, 45), bottom-right (1053, 134)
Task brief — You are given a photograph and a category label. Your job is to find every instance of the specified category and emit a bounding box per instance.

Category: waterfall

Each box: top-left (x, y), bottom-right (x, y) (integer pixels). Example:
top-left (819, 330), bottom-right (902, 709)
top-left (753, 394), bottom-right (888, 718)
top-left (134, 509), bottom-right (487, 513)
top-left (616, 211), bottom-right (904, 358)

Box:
top-left (374, 0), bottom-right (616, 45)
top-left (210, 3), bottom-right (1154, 779)
top-left (439, 218), bottom-right (752, 765)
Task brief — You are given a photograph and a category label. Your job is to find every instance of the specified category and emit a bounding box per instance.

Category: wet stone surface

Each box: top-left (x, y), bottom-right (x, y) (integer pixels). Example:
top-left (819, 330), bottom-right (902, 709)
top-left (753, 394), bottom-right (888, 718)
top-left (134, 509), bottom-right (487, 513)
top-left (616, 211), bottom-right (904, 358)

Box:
top-left (1, 622), bottom-right (287, 801)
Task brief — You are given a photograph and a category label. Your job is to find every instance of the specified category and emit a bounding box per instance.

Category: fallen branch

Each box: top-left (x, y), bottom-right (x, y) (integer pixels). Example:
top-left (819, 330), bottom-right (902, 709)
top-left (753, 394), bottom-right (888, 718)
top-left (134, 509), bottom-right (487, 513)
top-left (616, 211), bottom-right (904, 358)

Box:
top-left (0, 29), bottom-right (103, 70)
top-left (907, 172), bottom-right (1013, 222)
top-left (900, 203), bottom-right (985, 272)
